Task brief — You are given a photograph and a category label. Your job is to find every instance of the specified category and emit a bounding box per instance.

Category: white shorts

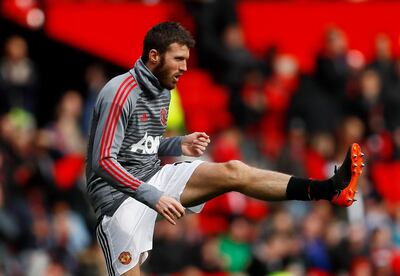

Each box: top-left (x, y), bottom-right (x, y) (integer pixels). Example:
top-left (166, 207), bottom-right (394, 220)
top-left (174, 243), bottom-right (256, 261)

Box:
top-left (96, 160), bottom-right (204, 275)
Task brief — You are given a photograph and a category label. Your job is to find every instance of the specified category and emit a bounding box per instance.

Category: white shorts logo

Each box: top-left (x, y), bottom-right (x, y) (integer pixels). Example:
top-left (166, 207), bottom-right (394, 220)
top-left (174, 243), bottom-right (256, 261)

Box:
top-left (131, 132), bottom-right (160, 154)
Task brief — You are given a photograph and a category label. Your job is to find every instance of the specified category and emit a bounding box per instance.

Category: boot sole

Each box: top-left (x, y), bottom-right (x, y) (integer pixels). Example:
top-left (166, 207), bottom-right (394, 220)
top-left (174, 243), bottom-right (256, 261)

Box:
top-left (331, 143), bottom-right (364, 207)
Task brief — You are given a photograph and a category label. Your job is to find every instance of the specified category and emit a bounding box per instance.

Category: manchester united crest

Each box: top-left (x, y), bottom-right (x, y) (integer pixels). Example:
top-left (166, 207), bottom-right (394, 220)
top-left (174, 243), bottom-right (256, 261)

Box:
top-left (160, 107), bottom-right (168, 126)
top-left (118, 251), bottom-right (132, 265)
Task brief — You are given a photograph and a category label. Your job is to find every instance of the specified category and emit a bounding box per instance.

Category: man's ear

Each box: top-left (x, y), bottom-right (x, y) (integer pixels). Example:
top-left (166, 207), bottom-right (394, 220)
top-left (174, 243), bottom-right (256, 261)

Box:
top-left (149, 49), bottom-right (160, 64)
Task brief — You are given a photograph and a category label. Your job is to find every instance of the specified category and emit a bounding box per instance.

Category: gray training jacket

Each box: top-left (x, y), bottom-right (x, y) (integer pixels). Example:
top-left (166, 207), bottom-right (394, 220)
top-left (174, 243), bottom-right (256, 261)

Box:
top-left (86, 58), bottom-right (182, 219)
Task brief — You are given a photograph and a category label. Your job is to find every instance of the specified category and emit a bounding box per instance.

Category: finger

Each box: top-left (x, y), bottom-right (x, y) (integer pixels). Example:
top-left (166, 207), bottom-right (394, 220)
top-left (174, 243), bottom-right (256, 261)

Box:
top-left (198, 136), bottom-right (211, 143)
top-left (166, 201), bottom-right (182, 218)
top-left (192, 140), bottom-right (207, 147)
top-left (162, 209), bottom-right (176, 225)
top-left (169, 205), bottom-right (183, 219)
top-left (172, 201), bottom-right (186, 217)
top-left (193, 145), bottom-right (206, 151)
top-left (198, 132), bottom-right (209, 139)
top-left (193, 140), bottom-right (208, 147)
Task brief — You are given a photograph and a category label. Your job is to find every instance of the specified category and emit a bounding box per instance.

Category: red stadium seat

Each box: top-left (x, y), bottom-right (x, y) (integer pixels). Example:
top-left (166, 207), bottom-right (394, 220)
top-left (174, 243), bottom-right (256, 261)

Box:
top-left (178, 70), bottom-right (232, 134)
top-left (371, 161), bottom-right (400, 203)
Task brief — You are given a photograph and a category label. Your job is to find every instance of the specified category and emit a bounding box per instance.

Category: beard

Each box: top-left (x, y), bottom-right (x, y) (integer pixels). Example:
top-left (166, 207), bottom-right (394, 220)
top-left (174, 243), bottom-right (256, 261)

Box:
top-left (152, 56), bottom-right (174, 90)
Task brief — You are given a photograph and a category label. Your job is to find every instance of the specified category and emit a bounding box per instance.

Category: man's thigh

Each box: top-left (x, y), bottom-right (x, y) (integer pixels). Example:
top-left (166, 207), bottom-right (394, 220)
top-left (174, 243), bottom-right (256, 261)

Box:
top-left (180, 161), bottom-right (232, 207)
top-left (121, 262), bottom-right (140, 276)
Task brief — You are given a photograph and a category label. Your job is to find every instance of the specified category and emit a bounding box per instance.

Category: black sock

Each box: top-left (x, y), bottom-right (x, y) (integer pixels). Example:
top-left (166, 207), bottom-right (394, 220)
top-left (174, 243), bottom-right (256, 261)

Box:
top-left (286, 176), bottom-right (335, 201)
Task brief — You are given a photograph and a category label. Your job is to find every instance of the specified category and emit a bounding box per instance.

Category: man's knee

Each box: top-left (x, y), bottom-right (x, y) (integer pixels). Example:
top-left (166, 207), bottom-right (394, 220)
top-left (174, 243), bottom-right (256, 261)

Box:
top-left (223, 160), bottom-right (249, 190)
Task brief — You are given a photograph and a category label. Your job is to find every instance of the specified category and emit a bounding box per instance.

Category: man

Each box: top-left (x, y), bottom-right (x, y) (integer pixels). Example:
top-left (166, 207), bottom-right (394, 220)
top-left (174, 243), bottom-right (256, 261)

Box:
top-left (86, 22), bottom-right (364, 276)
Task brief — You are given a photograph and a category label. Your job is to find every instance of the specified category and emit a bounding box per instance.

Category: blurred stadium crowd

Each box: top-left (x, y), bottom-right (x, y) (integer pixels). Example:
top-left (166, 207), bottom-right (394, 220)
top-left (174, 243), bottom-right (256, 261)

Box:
top-left (2, 1), bottom-right (400, 275)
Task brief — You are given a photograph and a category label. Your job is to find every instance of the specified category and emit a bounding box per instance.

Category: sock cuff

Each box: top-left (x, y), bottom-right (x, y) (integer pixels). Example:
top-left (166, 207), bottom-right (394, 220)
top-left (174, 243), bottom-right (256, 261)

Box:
top-left (286, 176), bottom-right (311, 201)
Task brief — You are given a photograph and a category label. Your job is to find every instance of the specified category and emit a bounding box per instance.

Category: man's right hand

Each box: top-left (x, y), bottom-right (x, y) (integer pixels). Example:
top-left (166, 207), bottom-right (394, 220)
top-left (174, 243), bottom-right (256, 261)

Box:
top-left (155, 195), bottom-right (185, 225)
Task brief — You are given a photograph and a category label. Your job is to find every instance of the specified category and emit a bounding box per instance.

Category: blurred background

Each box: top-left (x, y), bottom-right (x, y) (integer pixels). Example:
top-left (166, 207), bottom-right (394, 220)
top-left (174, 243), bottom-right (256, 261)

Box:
top-left (1, 0), bottom-right (400, 275)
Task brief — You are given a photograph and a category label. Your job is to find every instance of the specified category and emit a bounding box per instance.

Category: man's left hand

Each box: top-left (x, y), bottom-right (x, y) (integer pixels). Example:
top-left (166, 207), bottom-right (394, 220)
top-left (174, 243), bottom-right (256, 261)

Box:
top-left (182, 132), bottom-right (210, 157)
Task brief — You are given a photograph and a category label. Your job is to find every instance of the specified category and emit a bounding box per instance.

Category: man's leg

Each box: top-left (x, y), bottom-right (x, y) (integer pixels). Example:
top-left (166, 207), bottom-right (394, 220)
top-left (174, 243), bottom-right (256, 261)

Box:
top-left (181, 143), bottom-right (364, 207)
top-left (122, 264), bottom-right (140, 276)
top-left (181, 160), bottom-right (290, 207)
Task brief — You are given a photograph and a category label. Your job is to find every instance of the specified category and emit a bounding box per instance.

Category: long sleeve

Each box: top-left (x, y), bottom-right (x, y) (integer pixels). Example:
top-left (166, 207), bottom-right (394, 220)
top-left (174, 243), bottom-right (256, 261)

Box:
top-left (158, 136), bottom-right (182, 156)
top-left (90, 75), bottom-right (163, 209)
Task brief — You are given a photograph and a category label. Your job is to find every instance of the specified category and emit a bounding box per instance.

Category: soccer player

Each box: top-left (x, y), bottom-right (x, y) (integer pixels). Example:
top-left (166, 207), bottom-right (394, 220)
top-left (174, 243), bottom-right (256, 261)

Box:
top-left (86, 22), bottom-right (364, 276)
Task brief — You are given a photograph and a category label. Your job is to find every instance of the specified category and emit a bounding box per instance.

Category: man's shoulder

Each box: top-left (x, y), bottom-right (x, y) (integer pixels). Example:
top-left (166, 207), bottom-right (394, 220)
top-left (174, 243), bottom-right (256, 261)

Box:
top-left (95, 72), bottom-right (141, 111)
top-left (99, 72), bottom-right (140, 100)
top-left (106, 72), bottom-right (133, 91)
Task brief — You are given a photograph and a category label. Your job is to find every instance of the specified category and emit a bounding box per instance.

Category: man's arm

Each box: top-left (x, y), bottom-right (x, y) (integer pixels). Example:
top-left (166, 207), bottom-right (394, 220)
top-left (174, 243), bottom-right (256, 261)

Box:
top-left (90, 78), bottom-right (185, 224)
top-left (90, 77), bottom-right (165, 209)
top-left (158, 132), bottom-right (210, 157)
top-left (158, 136), bottom-right (183, 156)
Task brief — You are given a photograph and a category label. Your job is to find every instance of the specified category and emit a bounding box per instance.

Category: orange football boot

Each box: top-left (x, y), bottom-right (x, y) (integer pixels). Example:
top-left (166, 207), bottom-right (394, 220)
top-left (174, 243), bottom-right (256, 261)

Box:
top-left (331, 143), bottom-right (364, 207)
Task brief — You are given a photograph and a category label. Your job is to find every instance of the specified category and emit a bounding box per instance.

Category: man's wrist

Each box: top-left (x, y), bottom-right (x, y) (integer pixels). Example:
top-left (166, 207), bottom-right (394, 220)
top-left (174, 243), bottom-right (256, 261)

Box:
top-left (134, 183), bottom-right (164, 209)
top-left (159, 136), bottom-right (183, 156)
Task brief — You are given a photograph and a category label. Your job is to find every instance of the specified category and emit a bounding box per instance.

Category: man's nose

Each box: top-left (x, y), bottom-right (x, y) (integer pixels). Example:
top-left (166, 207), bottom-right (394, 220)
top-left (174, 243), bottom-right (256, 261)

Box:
top-left (179, 61), bottom-right (187, 72)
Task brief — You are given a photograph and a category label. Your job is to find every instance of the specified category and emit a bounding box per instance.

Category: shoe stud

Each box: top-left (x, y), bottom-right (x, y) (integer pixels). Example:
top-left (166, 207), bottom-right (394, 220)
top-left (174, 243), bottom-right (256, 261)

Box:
top-left (361, 153), bottom-right (365, 157)
top-left (361, 163), bottom-right (365, 167)
top-left (353, 164), bottom-right (358, 167)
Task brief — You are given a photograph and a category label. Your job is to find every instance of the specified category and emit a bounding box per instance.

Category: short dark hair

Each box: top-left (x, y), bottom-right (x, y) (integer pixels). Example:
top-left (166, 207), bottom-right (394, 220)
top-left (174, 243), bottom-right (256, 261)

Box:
top-left (141, 22), bottom-right (195, 63)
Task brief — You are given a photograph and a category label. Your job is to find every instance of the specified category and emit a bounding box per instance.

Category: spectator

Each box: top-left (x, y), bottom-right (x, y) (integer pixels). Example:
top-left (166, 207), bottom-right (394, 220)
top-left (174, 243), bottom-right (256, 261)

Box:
top-left (370, 226), bottom-right (395, 275)
top-left (0, 36), bottom-right (38, 114)
top-left (259, 54), bottom-right (299, 159)
top-left (288, 75), bottom-right (342, 134)
top-left (45, 90), bottom-right (85, 155)
top-left (240, 68), bottom-right (266, 128)
top-left (369, 34), bottom-right (395, 89)
top-left (198, 237), bottom-right (225, 273)
top-left (302, 212), bottom-right (331, 272)
top-left (186, 0), bottom-right (259, 125)
top-left (145, 219), bottom-right (193, 274)
top-left (276, 118), bottom-right (308, 177)
top-left (218, 216), bottom-right (252, 273)
top-left (392, 205), bottom-right (400, 248)
top-left (185, 0), bottom-right (239, 82)
top-left (315, 27), bottom-right (349, 102)
top-left (324, 220), bottom-right (349, 274)
top-left (82, 64), bottom-right (108, 135)
top-left (384, 58), bottom-right (400, 132)
top-left (346, 69), bottom-right (385, 135)
top-left (247, 232), bottom-right (300, 275)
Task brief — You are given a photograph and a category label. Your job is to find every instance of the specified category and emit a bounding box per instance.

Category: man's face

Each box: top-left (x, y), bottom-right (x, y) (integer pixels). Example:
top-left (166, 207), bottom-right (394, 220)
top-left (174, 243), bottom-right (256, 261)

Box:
top-left (152, 43), bottom-right (189, 90)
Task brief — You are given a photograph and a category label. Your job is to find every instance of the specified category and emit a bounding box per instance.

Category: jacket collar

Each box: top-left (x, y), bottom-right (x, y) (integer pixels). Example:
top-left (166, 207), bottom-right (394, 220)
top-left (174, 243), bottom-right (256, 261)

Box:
top-left (131, 58), bottom-right (166, 98)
